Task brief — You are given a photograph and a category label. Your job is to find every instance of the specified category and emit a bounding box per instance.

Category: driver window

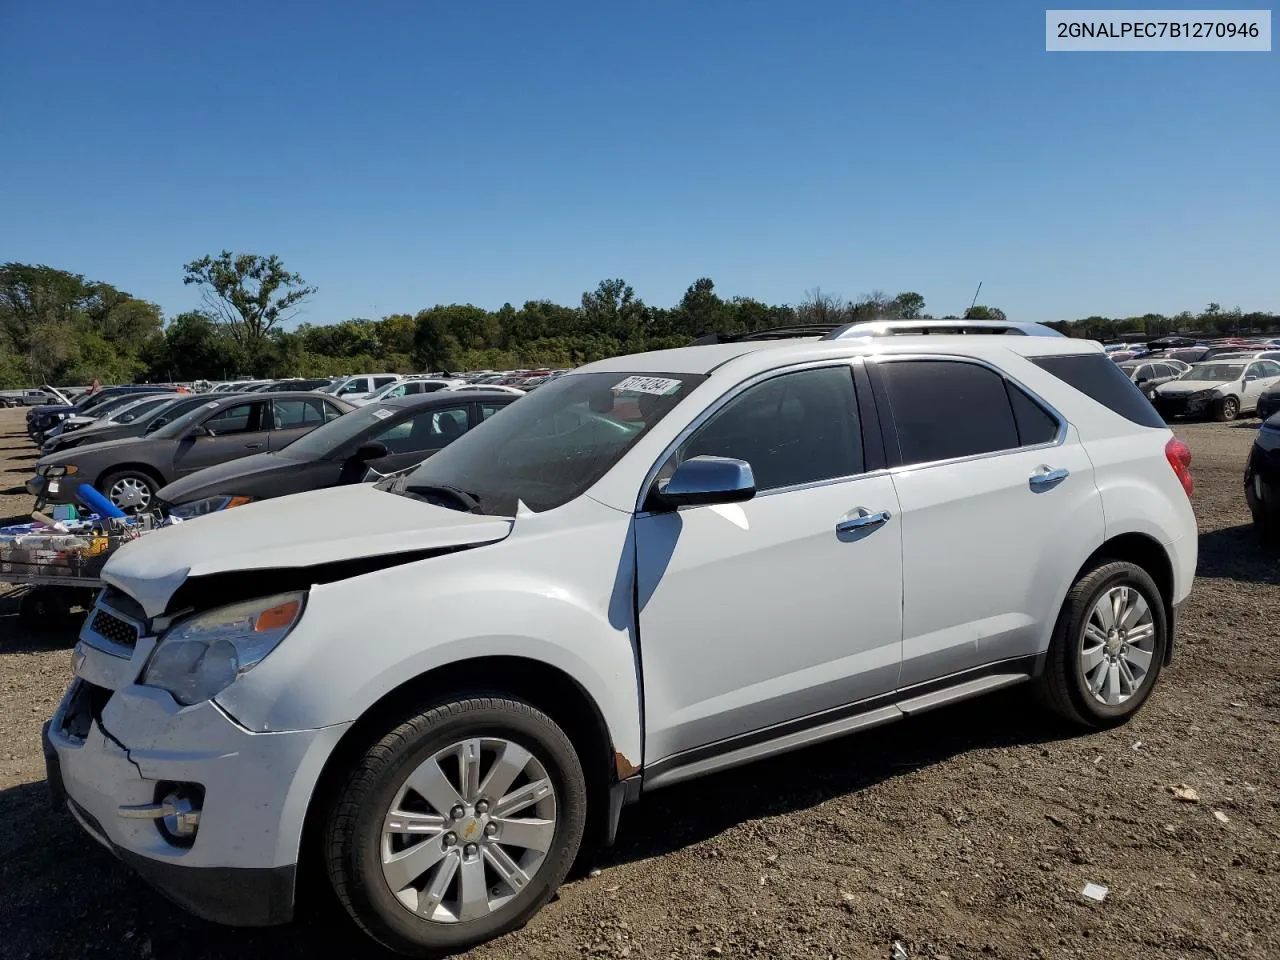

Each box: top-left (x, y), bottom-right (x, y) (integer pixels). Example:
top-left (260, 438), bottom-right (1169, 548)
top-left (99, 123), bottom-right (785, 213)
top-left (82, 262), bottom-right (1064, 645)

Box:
top-left (666, 366), bottom-right (863, 493)
top-left (373, 407), bottom-right (469, 453)
top-left (203, 402), bottom-right (260, 436)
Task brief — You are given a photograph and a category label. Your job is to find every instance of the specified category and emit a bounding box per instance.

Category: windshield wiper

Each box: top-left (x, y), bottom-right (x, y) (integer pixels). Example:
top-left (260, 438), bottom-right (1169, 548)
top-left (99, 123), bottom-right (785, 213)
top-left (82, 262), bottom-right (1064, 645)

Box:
top-left (399, 480), bottom-right (483, 513)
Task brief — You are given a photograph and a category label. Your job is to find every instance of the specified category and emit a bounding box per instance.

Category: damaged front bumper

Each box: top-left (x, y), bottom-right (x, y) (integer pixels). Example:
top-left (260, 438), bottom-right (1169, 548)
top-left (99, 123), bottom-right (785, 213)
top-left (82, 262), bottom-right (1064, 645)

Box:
top-left (44, 597), bottom-right (351, 927)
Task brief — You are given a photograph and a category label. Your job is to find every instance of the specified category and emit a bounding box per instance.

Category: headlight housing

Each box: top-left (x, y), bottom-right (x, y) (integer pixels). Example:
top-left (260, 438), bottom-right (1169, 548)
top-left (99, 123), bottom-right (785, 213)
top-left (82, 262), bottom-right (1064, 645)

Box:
top-left (141, 592), bottom-right (306, 705)
top-left (167, 494), bottom-right (255, 520)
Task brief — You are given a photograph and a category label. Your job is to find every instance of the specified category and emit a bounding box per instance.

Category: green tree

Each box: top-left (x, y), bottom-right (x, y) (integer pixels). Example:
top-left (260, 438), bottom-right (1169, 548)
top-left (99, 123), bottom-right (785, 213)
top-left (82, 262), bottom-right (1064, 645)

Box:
top-left (891, 291), bottom-right (926, 319)
top-left (964, 304), bottom-right (1007, 322)
top-left (182, 252), bottom-right (316, 369)
top-left (581, 279), bottom-right (647, 343)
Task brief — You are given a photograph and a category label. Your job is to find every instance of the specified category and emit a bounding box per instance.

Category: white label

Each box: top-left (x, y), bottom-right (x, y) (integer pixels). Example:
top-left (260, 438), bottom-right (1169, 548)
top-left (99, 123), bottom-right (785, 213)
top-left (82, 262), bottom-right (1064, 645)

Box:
top-left (1047, 10), bottom-right (1271, 51)
top-left (47, 479), bottom-right (60, 494)
top-left (371, 408), bottom-right (393, 420)
top-left (612, 376), bottom-right (683, 396)
top-left (205, 401), bottom-right (219, 409)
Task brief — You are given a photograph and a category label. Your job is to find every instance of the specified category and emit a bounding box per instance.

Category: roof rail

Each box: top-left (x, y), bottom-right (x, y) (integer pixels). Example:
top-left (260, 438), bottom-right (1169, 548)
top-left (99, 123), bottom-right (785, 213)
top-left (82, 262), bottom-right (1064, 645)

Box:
top-left (824, 319), bottom-right (1065, 339)
top-left (687, 324), bottom-right (845, 345)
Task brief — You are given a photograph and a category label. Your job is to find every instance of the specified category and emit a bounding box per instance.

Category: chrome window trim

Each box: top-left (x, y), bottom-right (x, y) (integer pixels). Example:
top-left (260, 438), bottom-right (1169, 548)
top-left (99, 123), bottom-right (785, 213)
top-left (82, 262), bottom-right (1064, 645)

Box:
top-left (866, 353), bottom-right (1069, 474)
top-left (632, 357), bottom-right (870, 514)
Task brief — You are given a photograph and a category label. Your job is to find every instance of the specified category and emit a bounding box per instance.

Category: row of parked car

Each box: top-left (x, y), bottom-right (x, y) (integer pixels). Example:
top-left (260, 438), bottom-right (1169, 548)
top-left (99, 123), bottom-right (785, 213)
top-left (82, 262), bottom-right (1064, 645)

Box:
top-left (1106, 344), bottom-right (1280, 422)
top-left (22, 375), bottom-right (534, 517)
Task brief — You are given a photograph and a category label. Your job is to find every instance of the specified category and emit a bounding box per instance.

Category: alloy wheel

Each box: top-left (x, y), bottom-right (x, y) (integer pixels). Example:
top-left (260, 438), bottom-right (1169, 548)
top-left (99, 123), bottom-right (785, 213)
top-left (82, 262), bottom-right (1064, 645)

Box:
top-left (1080, 585), bottom-right (1157, 706)
top-left (379, 737), bottom-right (557, 923)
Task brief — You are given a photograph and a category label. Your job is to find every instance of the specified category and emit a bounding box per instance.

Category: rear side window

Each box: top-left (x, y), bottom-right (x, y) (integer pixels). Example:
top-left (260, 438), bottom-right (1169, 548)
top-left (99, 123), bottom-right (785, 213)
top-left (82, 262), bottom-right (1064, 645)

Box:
top-left (878, 360), bottom-right (1019, 465)
top-left (1031, 354), bottom-right (1165, 428)
top-left (1007, 383), bottom-right (1059, 445)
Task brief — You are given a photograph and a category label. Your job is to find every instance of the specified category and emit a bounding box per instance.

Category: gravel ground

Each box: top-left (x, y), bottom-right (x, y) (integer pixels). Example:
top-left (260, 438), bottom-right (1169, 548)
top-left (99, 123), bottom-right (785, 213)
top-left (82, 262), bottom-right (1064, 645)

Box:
top-left (1, 405), bottom-right (1277, 960)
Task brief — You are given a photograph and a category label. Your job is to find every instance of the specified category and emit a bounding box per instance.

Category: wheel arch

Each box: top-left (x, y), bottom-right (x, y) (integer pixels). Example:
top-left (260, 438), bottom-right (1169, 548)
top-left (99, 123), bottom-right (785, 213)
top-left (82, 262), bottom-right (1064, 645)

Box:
top-left (295, 655), bottom-right (621, 908)
top-left (96, 461), bottom-right (165, 491)
top-left (1074, 532), bottom-right (1176, 665)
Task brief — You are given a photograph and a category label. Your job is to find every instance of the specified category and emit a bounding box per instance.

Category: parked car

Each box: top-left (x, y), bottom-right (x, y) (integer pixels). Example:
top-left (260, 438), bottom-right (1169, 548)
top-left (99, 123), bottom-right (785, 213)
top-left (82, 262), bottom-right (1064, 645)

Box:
top-left (28, 392), bottom-right (354, 512)
top-left (322, 374), bottom-right (401, 400)
top-left (258, 378), bottom-right (337, 392)
top-left (47, 334), bottom-right (1197, 955)
top-left (1245, 413), bottom-right (1280, 542)
top-left (39, 394), bottom-right (244, 455)
top-left (1257, 384), bottom-right (1280, 422)
top-left (1115, 359), bottom-right (1187, 400)
top-left (1153, 359), bottom-right (1280, 421)
top-left (27, 385), bottom-right (183, 442)
top-left (446, 383), bottom-right (527, 396)
top-left (348, 378), bottom-right (467, 407)
top-left (155, 391), bottom-right (518, 517)
top-left (40, 393), bottom-right (176, 452)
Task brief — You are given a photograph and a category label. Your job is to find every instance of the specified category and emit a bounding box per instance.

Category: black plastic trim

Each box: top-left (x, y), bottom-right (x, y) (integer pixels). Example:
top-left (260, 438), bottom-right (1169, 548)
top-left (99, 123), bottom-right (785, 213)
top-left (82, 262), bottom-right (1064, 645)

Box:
top-left (642, 655), bottom-right (1040, 784)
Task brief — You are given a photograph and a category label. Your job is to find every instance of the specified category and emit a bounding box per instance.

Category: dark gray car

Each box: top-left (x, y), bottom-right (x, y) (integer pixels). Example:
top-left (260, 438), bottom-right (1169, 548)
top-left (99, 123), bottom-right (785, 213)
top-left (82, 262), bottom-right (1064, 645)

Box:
top-left (40, 393), bottom-right (250, 455)
top-left (155, 391), bottom-right (518, 516)
top-left (29, 392), bottom-right (355, 512)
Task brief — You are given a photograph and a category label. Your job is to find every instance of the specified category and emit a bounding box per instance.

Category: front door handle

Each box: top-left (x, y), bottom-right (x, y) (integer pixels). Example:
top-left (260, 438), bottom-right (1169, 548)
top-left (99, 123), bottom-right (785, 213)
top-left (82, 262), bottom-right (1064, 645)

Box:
top-left (244, 441), bottom-right (265, 449)
top-left (835, 509), bottom-right (892, 537)
top-left (1029, 466), bottom-right (1069, 492)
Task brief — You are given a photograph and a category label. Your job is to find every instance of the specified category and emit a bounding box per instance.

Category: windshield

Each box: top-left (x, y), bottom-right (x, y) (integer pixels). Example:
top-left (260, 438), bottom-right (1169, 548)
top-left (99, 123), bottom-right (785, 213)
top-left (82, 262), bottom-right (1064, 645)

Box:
top-left (393, 371), bottom-right (705, 515)
top-left (274, 403), bottom-right (388, 459)
top-left (108, 394), bottom-right (170, 422)
top-left (1186, 363), bottom-right (1246, 382)
top-left (362, 380), bottom-right (407, 402)
top-left (151, 399), bottom-right (226, 438)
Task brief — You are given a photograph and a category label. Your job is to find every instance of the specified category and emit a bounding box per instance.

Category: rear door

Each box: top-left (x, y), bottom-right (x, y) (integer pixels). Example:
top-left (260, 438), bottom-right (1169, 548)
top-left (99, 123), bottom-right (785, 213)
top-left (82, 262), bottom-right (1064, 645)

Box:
top-left (869, 356), bottom-right (1104, 686)
top-left (173, 400), bottom-right (271, 476)
top-left (268, 397), bottom-right (331, 450)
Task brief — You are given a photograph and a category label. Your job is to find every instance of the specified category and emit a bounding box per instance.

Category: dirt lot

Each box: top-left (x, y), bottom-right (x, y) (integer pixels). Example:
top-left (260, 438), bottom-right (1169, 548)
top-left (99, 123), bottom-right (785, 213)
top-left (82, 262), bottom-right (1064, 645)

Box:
top-left (1, 404), bottom-right (1277, 960)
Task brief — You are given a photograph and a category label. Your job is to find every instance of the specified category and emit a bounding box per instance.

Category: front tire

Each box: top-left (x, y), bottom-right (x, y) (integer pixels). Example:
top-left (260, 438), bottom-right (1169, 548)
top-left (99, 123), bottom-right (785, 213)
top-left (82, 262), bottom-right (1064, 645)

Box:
top-left (99, 469), bottom-right (158, 514)
top-left (1213, 396), bottom-right (1240, 422)
top-left (325, 695), bottom-right (587, 956)
top-left (1035, 560), bottom-right (1168, 728)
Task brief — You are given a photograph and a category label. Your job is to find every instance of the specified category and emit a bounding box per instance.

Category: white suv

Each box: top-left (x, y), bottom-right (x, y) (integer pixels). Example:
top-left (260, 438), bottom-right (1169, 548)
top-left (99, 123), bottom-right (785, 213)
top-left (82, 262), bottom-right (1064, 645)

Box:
top-left (45, 334), bottom-right (1197, 955)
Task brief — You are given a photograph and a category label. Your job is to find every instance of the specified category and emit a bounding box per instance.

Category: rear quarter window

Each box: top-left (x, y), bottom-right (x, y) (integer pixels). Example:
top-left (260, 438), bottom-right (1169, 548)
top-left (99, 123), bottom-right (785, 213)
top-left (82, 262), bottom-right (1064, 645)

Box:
top-left (1030, 354), bottom-right (1166, 429)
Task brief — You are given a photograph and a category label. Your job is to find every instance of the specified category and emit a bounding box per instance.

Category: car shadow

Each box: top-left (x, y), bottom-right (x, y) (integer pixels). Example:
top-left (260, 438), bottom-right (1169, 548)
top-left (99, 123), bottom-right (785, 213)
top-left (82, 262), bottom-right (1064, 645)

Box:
top-left (0, 690), bottom-right (1077, 959)
top-left (605, 688), bottom-right (1074, 868)
top-left (1196, 523), bottom-right (1280, 585)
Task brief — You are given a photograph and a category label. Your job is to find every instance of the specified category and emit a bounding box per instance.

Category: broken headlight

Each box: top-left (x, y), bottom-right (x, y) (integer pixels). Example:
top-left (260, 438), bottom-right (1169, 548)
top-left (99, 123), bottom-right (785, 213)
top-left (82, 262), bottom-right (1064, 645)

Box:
top-left (141, 592), bottom-right (306, 705)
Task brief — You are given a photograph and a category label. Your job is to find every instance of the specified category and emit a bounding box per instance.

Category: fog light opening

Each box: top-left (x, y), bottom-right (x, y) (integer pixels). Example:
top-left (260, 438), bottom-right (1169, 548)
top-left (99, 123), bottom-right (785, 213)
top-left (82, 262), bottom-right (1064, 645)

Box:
top-left (156, 782), bottom-right (204, 847)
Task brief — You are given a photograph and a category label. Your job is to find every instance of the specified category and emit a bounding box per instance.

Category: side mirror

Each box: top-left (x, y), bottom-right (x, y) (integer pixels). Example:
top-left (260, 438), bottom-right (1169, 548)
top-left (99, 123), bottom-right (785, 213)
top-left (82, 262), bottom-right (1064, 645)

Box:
top-left (184, 425), bottom-right (213, 440)
top-left (652, 456), bottom-right (756, 510)
top-left (353, 440), bottom-right (389, 461)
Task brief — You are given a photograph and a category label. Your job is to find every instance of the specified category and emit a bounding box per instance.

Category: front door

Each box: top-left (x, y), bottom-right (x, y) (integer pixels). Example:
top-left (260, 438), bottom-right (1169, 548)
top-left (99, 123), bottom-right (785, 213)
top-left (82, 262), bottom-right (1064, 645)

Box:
top-left (173, 400), bottom-right (271, 476)
top-left (635, 364), bottom-right (903, 765)
top-left (870, 357), bottom-right (1105, 686)
top-left (1243, 361), bottom-right (1280, 411)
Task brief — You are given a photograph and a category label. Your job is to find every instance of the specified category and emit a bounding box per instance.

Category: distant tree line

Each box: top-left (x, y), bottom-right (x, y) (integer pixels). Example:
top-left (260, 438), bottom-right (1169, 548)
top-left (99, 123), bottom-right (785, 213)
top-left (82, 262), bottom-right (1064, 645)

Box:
top-left (1, 256), bottom-right (1277, 388)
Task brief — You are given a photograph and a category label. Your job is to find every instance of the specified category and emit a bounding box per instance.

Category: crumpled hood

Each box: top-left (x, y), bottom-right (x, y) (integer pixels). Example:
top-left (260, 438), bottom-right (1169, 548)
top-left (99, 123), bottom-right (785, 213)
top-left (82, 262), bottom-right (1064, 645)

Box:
top-left (102, 483), bottom-right (514, 617)
top-left (1156, 377), bottom-right (1236, 395)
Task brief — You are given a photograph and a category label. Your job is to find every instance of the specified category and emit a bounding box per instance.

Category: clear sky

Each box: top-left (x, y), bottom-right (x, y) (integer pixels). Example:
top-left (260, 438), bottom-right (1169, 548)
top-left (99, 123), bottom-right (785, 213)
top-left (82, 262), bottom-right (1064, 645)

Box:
top-left (1, 0), bottom-right (1275, 325)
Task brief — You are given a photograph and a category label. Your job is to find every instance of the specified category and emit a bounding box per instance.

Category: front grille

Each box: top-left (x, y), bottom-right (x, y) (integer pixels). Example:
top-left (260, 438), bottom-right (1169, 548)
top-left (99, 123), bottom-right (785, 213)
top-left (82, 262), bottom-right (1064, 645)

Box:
top-left (91, 609), bottom-right (139, 649)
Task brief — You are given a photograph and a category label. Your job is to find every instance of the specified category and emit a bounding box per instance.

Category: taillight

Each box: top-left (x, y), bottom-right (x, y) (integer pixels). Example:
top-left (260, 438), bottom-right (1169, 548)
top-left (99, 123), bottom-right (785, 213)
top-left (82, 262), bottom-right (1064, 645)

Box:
top-left (1165, 436), bottom-right (1193, 497)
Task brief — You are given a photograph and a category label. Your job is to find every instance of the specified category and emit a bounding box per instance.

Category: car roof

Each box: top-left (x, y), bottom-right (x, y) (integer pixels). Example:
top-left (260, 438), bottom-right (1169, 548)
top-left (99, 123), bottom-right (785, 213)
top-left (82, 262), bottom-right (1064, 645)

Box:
top-left (381, 390), bottom-right (518, 409)
top-left (573, 334), bottom-right (1104, 378)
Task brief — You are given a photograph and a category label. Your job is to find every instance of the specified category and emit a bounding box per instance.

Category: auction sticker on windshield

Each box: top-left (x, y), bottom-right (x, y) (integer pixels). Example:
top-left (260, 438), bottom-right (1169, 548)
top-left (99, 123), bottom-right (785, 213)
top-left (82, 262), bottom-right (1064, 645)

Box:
top-left (371, 408), bottom-right (393, 420)
top-left (613, 376), bottom-right (683, 396)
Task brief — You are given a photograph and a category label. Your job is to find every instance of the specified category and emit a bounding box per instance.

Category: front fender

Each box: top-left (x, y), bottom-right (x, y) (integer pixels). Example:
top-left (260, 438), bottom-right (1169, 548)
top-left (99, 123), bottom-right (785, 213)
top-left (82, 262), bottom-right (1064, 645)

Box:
top-left (214, 503), bottom-right (643, 772)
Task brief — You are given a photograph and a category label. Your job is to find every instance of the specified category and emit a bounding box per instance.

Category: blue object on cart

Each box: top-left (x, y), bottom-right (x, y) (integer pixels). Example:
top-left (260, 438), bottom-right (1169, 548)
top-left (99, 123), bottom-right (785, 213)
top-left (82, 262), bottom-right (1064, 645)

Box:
top-left (74, 483), bottom-right (127, 519)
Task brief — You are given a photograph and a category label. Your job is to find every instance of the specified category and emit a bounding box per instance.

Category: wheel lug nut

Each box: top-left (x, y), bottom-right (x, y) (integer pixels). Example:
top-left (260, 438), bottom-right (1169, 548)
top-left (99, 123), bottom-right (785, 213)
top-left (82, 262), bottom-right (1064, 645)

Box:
top-left (443, 832), bottom-right (457, 847)
top-left (485, 822), bottom-right (498, 837)
top-left (464, 843), bottom-right (478, 856)
top-left (475, 800), bottom-right (489, 814)
top-left (450, 805), bottom-right (465, 821)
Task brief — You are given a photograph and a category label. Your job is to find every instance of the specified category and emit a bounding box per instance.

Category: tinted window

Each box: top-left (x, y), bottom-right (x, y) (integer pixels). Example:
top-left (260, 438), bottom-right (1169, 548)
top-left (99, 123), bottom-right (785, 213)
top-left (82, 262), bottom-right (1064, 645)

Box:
top-left (1007, 382), bottom-right (1059, 445)
top-left (879, 360), bottom-right (1018, 465)
top-left (203, 402), bottom-right (261, 436)
top-left (480, 402), bottom-right (507, 421)
top-left (1134, 365), bottom-right (1153, 381)
top-left (336, 379), bottom-right (368, 396)
top-left (673, 366), bottom-right (862, 492)
top-left (374, 407), bottom-right (469, 453)
top-left (272, 398), bottom-right (328, 429)
top-left (1253, 360), bottom-right (1280, 377)
top-left (322, 400), bottom-right (345, 421)
top-left (373, 376), bottom-right (398, 388)
top-left (1031, 354), bottom-right (1166, 429)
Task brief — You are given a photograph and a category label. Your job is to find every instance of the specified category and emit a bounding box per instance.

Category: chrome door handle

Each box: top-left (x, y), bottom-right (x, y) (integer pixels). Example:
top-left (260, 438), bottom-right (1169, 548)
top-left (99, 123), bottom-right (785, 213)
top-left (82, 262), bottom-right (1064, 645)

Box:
top-left (1029, 466), bottom-right (1069, 492)
top-left (835, 509), bottom-right (892, 536)
top-left (245, 442), bottom-right (264, 449)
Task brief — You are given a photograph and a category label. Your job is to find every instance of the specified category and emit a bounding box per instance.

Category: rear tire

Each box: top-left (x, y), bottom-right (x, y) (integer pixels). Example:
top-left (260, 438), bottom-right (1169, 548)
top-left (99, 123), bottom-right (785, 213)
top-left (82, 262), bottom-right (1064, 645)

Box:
top-left (325, 694), bottom-right (587, 957)
top-left (1213, 396), bottom-right (1240, 422)
top-left (1035, 560), bottom-right (1168, 728)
